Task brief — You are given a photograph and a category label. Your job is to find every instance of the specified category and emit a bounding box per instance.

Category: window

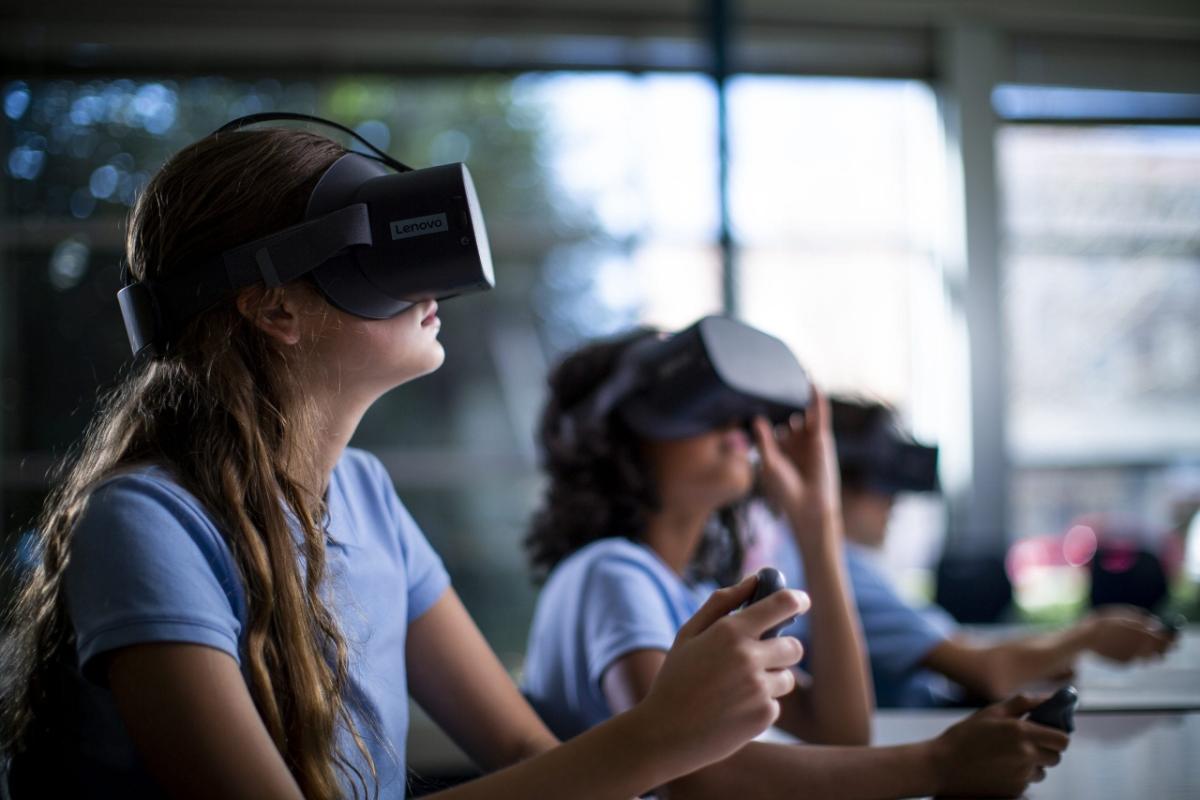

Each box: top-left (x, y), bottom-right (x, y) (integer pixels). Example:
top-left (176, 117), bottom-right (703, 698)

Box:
top-left (731, 76), bottom-right (949, 588)
top-left (996, 94), bottom-right (1200, 616)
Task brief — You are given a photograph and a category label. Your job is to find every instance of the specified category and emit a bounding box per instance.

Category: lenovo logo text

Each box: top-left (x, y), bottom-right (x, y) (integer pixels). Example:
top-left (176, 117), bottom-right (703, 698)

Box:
top-left (390, 213), bottom-right (449, 240)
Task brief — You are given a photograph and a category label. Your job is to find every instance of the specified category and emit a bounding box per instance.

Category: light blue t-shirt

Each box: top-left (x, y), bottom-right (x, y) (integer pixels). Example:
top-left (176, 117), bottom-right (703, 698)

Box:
top-left (522, 538), bottom-right (718, 740)
top-left (769, 530), bottom-right (959, 707)
top-left (32, 447), bottom-right (449, 798)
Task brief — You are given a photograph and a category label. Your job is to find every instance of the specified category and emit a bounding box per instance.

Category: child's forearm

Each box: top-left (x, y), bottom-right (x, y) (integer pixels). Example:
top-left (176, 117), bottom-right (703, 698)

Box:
top-left (925, 627), bottom-right (1088, 700)
top-left (424, 703), bottom-right (687, 800)
top-left (987, 626), bottom-right (1090, 695)
top-left (667, 740), bottom-right (940, 800)
top-left (785, 513), bottom-right (873, 745)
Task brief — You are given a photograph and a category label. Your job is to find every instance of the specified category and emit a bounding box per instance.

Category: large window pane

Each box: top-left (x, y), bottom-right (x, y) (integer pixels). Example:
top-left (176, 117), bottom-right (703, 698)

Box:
top-left (999, 120), bottom-right (1200, 617)
top-left (731, 77), bottom-right (949, 584)
top-left (1002, 125), bottom-right (1200, 465)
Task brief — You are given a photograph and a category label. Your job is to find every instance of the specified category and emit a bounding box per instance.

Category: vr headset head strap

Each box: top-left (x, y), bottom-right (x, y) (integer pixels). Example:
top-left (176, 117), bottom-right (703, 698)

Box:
top-left (559, 333), bottom-right (663, 446)
top-left (216, 112), bottom-right (415, 174)
top-left (117, 202), bottom-right (373, 358)
top-left (221, 202), bottom-right (372, 288)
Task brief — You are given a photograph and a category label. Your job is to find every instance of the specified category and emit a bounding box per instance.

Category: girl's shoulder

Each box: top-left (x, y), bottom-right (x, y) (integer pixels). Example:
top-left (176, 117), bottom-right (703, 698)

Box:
top-left (65, 464), bottom-right (249, 676)
top-left (334, 447), bottom-right (398, 504)
top-left (77, 463), bottom-right (230, 556)
top-left (552, 537), bottom-right (677, 590)
top-left (330, 448), bottom-right (434, 553)
top-left (573, 536), bottom-right (655, 565)
top-left (336, 445), bottom-right (386, 477)
top-left (88, 462), bottom-right (213, 524)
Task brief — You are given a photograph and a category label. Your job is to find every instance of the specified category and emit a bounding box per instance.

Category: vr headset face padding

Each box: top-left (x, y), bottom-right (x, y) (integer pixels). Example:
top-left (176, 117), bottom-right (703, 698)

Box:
top-left (305, 154), bottom-right (495, 319)
top-left (611, 316), bottom-right (814, 440)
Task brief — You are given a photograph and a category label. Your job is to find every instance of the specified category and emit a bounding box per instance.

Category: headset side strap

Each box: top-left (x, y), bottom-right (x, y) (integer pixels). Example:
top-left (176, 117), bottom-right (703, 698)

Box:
top-left (222, 203), bottom-right (372, 288)
top-left (116, 282), bottom-right (161, 358)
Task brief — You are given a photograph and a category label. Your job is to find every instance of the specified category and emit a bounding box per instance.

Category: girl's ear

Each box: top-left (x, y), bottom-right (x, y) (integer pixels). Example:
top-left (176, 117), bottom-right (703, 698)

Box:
top-left (236, 285), bottom-right (304, 346)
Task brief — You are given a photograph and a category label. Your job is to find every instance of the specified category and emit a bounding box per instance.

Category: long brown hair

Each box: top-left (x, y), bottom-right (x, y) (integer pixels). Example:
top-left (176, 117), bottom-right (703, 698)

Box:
top-left (1, 128), bottom-right (376, 798)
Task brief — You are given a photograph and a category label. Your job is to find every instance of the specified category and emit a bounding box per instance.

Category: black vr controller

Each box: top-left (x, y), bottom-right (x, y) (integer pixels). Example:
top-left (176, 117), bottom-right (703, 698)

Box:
top-left (1026, 686), bottom-right (1079, 733)
top-left (1162, 613), bottom-right (1188, 639)
top-left (576, 316), bottom-right (813, 442)
top-left (743, 567), bottom-right (796, 640)
top-left (117, 112), bottom-right (495, 358)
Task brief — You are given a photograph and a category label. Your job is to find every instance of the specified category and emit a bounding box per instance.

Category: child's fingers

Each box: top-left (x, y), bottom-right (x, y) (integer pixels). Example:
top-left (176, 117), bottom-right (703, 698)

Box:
top-left (1022, 721), bottom-right (1071, 753)
top-left (729, 589), bottom-right (810, 639)
top-left (753, 636), bottom-right (805, 671)
top-left (995, 692), bottom-right (1048, 717)
top-left (805, 384), bottom-right (828, 433)
top-left (676, 575), bottom-right (758, 641)
top-left (762, 667), bottom-right (798, 698)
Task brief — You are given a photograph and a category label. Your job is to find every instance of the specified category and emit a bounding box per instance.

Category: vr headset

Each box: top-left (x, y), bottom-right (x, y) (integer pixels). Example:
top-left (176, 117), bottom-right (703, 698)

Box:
top-left (576, 316), bottom-right (813, 440)
top-left (833, 401), bottom-right (939, 494)
top-left (117, 112), bottom-right (495, 358)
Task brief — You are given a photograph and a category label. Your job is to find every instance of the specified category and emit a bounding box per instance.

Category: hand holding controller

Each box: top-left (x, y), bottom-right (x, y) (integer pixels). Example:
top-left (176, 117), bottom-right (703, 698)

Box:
top-left (744, 567), bottom-right (796, 639)
top-left (1026, 686), bottom-right (1079, 733)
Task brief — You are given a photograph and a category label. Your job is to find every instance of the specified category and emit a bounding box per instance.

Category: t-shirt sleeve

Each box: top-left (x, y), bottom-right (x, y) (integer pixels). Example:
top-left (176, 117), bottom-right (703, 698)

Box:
top-left (391, 500), bottom-right (451, 623)
top-left (366, 454), bottom-right (451, 623)
top-left (580, 556), bottom-right (679, 692)
top-left (848, 554), bottom-right (951, 675)
top-left (64, 475), bottom-right (245, 684)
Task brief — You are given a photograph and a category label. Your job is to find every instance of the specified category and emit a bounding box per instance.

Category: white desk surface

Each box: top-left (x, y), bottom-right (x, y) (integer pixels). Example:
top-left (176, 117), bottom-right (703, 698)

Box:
top-left (873, 708), bottom-right (1200, 800)
top-left (408, 629), bottom-right (1200, 785)
top-left (413, 707), bottom-right (1200, 798)
top-left (1073, 628), bottom-right (1200, 712)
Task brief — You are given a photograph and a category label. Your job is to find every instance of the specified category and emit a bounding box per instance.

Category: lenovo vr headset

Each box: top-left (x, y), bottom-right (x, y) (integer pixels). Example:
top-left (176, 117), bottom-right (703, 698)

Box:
top-left (575, 316), bottom-right (814, 440)
top-left (832, 400), bottom-right (939, 494)
top-left (117, 112), bottom-right (495, 358)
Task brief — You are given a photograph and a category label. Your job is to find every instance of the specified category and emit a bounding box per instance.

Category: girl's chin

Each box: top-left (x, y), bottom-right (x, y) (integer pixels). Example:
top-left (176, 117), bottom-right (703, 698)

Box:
top-left (387, 343), bottom-right (446, 386)
top-left (417, 343), bottom-right (447, 375)
top-left (711, 473), bottom-right (755, 506)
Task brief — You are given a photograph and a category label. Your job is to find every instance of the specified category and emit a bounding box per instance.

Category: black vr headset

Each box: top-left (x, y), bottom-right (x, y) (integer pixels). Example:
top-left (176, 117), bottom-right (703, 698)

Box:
top-left (576, 316), bottom-right (813, 440)
top-left (117, 113), bottom-right (495, 358)
top-left (832, 400), bottom-right (939, 495)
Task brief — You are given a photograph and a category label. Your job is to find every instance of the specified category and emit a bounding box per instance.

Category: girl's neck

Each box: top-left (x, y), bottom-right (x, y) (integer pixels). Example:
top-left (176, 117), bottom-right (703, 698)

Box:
top-left (641, 501), bottom-right (716, 576)
top-left (302, 386), bottom-right (374, 498)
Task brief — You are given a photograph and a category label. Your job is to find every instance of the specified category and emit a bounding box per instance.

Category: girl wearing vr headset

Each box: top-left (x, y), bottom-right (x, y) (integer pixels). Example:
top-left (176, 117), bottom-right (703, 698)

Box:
top-left (758, 397), bottom-right (1175, 708)
top-left (522, 330), bottom-right (1070, 799)
top-left (0, 126), bottom-right (807, 799)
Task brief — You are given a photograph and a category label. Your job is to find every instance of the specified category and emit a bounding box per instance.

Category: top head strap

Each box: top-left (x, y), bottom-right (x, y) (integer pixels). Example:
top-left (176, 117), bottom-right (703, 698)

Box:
top-left (216, 112), bottom-right (414, 173)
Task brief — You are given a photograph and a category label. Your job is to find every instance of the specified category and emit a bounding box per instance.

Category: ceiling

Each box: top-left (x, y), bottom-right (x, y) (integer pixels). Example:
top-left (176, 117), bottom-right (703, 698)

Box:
top-left (3, 0), bottom-right (1199, 75)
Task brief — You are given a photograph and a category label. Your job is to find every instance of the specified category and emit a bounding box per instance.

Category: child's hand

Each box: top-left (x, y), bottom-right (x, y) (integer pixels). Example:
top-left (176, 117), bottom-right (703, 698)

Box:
top-left (929, 694), bottom-right (1071, 797)
top-left (637, 574), bottom-right (810, 776)
top-left (752, 386), bottom-right (842, 550)
top-left (1081, 607), bottom-right (1175, 662)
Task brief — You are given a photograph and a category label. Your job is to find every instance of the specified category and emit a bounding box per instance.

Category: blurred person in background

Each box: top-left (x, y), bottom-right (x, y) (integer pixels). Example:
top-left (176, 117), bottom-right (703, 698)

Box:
top-left (753, 397), bottom-right (1177, 708)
